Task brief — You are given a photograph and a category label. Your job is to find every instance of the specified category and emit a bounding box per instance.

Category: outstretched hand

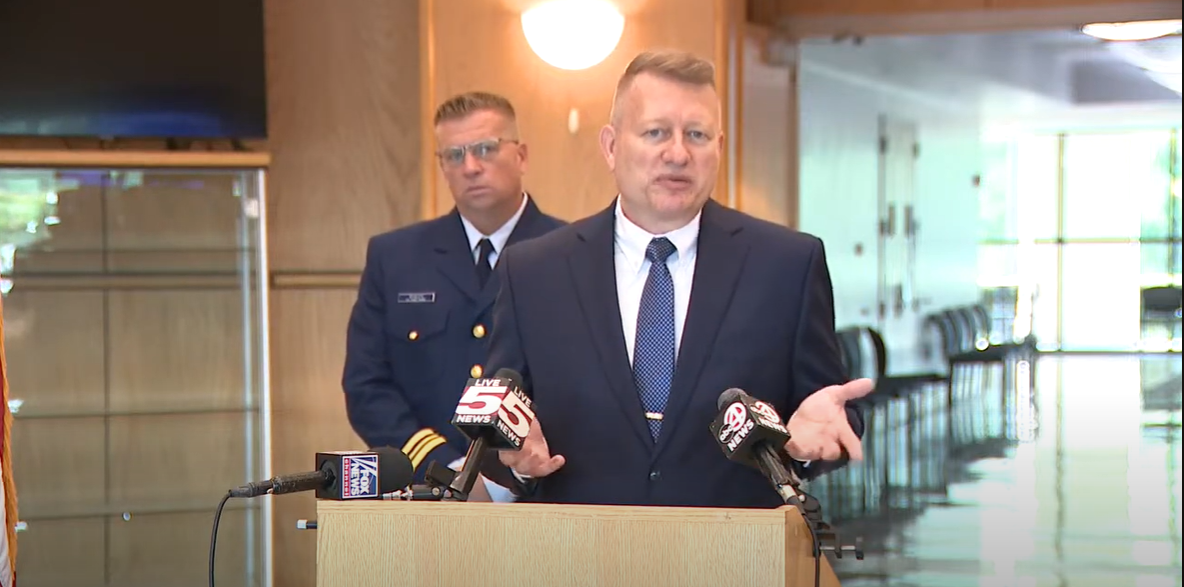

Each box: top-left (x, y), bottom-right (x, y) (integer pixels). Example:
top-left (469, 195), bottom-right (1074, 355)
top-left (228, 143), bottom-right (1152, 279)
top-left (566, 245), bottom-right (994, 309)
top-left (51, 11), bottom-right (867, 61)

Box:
top-left (784, 378), bottom-right (874, 462)
top-left (497, 418), bottom-right (565, 477)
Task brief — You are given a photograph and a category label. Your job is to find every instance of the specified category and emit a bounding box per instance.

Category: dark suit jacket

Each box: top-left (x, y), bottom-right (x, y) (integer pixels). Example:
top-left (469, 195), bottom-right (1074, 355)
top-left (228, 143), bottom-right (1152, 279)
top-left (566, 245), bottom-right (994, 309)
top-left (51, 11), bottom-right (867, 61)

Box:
top-left (481, 199), bottom-right (863, 508)
top-left (342, 196), bottom-right (565, 483)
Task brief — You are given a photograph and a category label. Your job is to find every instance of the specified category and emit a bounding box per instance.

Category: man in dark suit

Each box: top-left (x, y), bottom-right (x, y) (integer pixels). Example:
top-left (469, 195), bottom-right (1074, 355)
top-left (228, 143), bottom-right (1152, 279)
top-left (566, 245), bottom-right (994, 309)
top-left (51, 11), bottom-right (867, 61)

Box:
top-left (478, 51), bottom-right (873, 508)
top-left (342, 91), bottom-right (565, 501)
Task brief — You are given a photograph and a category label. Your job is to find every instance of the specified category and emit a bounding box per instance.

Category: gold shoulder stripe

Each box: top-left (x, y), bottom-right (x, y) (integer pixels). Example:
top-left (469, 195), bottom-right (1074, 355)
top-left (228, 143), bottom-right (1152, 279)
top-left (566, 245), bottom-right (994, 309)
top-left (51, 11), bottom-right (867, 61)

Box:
top-left (401, 428), bottom-right (434, 456)
top-left (408, 434), bottom-right (447, 470)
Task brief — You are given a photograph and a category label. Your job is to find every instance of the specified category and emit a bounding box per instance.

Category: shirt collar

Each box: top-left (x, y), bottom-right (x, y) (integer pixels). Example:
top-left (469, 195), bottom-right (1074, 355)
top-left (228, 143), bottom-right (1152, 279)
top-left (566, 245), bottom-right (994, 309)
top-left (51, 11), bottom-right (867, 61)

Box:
top-left (613, 196), bottom-right (701, 273)
top-left (460, 192), bottom-right (529, 255)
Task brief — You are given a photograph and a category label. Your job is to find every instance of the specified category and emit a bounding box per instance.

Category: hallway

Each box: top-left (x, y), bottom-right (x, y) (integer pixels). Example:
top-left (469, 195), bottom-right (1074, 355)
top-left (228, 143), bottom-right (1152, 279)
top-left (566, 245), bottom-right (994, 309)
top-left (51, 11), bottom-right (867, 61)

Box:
top-left (828, 354), bottom-right (1182, 587)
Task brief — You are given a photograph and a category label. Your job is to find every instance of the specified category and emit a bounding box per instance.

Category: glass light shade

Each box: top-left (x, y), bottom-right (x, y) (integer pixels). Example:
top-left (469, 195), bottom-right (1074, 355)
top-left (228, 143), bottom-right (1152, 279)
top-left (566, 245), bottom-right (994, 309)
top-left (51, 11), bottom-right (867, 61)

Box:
top-left (521, 0), bottom-right (624, 71)
top-left (1081, 19), bottom-right (1182, 42)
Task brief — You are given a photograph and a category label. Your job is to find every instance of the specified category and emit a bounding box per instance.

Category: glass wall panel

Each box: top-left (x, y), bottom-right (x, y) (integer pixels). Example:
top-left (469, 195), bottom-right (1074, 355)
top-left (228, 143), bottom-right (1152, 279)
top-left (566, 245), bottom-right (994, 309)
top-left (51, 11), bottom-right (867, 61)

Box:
top-left (1062, 130), bottom-right (1174, 241)
top-left (985, 127), bottom-right (1181, 351)
top-left (1014, 134), bottom-right (1060, 243)
top-left (1060, 242), bottom-right (1144, 351)
top-left (1, 165), bottom-right (269, 587)
top-left (977, 243), bottom-right (1059, 348)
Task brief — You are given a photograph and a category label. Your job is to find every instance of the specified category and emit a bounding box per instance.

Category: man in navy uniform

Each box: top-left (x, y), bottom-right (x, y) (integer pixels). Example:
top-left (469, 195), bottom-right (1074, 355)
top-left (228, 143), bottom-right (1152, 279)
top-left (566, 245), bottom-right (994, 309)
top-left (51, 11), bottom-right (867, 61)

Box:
top-left (342, 91), bottom-right (565, 501)
top-left (478, 51), bottom-right (874, 507)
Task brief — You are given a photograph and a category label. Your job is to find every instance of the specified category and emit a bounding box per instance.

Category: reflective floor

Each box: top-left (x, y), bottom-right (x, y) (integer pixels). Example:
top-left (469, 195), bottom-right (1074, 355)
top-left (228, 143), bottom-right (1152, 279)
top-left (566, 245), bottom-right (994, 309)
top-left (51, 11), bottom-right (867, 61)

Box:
top-left (822, 354), bottom-right (1182, 587)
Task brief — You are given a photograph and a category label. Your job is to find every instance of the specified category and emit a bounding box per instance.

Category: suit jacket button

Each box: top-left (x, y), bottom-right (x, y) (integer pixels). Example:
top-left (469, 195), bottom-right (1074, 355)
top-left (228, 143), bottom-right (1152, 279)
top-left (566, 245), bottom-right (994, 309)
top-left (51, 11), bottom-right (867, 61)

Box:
top-left (472, 324), bottom-right (486, 338)
top-left (470, 364), bottom-right (483, 378)
top-left (408, 330), bottom-right (419, 341)
top-left (649, 470), bottom-right (660, 481)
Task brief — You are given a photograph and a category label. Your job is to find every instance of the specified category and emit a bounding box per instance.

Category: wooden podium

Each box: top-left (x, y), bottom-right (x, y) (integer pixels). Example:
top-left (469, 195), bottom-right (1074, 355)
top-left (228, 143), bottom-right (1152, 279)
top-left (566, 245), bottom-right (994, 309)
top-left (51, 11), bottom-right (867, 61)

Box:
top-left (315, 500), bottom-right (841, 587)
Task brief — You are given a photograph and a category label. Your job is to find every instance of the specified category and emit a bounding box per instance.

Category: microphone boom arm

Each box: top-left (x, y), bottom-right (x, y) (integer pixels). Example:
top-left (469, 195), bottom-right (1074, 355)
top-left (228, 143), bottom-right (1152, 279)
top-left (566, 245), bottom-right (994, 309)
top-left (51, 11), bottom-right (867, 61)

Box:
top-left (446, 436), bottom-right (488, 499)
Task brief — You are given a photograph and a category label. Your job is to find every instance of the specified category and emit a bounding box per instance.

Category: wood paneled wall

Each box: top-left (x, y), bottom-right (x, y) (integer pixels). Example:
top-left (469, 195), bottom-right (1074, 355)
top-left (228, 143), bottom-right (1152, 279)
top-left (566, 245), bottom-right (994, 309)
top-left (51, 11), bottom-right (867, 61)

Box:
top-left (262, 1), bottom-right (423, 586)
top-left (425, 0), bottom-right (736, 221)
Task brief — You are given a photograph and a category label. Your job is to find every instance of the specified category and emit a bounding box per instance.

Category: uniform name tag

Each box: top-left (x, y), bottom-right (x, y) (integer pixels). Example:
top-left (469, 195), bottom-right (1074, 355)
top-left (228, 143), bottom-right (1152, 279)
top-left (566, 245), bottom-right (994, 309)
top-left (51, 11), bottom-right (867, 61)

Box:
top-left (397, 292), bottom-right (436, 304)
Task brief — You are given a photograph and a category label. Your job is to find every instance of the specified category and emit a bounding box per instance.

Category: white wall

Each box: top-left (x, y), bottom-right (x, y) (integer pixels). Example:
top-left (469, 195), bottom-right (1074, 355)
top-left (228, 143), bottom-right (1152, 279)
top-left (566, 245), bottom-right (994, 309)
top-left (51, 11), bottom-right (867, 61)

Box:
top-left (796, 47), bottom-right (984, 359)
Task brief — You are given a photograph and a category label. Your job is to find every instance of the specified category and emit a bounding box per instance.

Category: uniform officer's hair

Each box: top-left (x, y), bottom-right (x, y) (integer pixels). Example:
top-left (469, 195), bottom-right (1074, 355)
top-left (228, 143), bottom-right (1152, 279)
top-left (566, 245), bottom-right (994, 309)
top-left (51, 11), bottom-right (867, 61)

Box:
top-left (609, 50), bottom-right (717, 127)
top-left (433, 91), bottom-right (518, 126)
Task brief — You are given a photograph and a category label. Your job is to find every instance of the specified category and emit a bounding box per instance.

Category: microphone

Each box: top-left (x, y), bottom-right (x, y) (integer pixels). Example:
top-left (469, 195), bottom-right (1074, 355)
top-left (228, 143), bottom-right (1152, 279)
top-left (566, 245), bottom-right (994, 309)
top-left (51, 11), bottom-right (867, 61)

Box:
top-left (424, 368), bottom-right (535, 499)
top-left (229, 446), bottom-right (414, 499)
top-left (213, 447), bottom-right (414, 587)
top-left (708, 388), bottom-right (805, 506)
top-left (708, 388), bottom-right (864, 587)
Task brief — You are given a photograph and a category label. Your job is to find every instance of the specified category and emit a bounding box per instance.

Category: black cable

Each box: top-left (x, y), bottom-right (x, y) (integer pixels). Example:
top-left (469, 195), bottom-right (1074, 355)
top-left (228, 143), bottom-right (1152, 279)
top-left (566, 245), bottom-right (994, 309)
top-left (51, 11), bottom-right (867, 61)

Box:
top-left (777, 483), bottom-right (822, 587)
top-left (209, 491), bottom-right (233, 587)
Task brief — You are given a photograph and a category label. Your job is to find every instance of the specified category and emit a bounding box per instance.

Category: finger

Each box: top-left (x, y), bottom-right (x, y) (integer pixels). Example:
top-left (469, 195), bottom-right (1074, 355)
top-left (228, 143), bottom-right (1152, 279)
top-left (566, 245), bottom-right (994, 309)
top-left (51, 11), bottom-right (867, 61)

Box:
top-left (498, 450), bottom-right (522, 468)
top-left (537, 454), bottom-right (565, 476)
top-left (838, 424), bottom-right (863, 461)
top-left (833, 378), bottom-right (875, 402)
top-left (785, 439), bottom-right (818, 462)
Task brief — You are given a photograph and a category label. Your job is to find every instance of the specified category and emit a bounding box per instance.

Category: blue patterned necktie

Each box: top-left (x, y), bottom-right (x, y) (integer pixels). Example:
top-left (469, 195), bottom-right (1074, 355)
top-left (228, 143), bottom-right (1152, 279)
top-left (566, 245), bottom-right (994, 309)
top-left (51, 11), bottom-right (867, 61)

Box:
top-left (633, 237), bottom-right (677, 441)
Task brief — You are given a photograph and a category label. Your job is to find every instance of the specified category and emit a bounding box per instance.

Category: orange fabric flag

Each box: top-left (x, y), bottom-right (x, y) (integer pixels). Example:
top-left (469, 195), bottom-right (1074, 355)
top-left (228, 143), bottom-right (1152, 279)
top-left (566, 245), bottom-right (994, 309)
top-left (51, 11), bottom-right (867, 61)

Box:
top-left (0, 293), bottom-right (17, 586)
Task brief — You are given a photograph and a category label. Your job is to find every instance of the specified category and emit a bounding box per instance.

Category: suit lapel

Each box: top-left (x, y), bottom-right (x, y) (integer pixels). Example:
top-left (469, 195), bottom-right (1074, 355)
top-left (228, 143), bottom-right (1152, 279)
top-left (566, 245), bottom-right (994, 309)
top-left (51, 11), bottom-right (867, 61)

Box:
top-left (653, 201), bottom-right (748, 460)
top-left (568, 204), bottom-right (653, 449)
top-left (433, 210), bottom-right (481, 302)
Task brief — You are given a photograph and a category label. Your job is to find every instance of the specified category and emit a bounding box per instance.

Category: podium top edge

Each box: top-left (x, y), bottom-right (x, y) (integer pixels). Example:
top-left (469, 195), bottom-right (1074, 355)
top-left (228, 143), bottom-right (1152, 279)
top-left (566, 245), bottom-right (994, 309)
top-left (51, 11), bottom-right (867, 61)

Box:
top-left (317, 500), bottom-right (800, 524)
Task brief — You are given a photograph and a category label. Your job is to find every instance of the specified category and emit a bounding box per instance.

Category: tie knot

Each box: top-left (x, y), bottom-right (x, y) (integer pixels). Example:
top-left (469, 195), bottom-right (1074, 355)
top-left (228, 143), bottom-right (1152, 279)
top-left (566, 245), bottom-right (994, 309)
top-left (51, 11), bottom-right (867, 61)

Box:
top-left (645, 237), bottom-right (677, 263)
top-left (477, 238), bottom-right (495, 258)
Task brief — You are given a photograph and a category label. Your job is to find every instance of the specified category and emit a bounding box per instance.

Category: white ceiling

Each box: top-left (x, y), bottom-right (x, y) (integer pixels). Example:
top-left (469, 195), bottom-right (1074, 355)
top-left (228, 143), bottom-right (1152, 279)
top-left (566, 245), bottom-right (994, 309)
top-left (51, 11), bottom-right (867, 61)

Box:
top-left (795, 27), bottom-right (1182, 121)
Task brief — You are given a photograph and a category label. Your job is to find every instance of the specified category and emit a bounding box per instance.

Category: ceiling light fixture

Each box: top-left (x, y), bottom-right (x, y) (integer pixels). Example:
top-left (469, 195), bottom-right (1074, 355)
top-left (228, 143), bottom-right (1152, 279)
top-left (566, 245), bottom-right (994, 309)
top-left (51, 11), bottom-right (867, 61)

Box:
top-left (521, 0), bottom-right (625, 71)
top-left (1081, 19), bottom-right (1182, 42)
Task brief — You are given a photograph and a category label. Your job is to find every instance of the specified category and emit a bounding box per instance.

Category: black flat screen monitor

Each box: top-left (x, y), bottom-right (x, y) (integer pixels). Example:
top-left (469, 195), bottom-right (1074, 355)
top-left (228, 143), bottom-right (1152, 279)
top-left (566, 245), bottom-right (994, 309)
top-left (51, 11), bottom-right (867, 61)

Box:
top-left (0, 0), bottom-right (268, 139)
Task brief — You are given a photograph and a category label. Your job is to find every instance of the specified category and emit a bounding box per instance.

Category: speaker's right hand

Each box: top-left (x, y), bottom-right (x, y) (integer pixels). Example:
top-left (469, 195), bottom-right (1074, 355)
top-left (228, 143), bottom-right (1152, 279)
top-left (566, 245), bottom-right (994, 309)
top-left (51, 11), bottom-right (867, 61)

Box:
top-left (498, 418), bottom-right (565, 477)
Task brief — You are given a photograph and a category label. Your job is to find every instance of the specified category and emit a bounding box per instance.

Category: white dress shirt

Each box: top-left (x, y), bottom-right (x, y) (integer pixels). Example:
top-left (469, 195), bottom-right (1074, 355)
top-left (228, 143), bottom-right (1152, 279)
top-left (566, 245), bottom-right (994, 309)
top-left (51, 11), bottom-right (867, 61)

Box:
top-left (460, 192), bottom-right (528, 267)
top-left (613, 198), bottom-right (701, 366)
top-left (449, 192), bottom-right (528, 504)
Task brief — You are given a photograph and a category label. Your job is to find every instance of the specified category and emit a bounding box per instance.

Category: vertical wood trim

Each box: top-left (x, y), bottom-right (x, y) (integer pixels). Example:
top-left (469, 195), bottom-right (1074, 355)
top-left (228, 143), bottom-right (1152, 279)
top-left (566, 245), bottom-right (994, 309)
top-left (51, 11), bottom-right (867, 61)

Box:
top-left (785, 38), bottom-right (801, 230)
top-left (729, 0), bottom-right (747, 211)
top-left (713, 0), bottom-right (733, 206)
top-left (419, 0), bottom-right (438, 221)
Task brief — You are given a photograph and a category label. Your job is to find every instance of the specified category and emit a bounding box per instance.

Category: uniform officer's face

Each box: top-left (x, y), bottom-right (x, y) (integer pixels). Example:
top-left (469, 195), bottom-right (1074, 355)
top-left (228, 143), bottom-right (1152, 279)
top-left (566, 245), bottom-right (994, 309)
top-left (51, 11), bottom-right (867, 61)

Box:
top-left (599, 73), bottom-right (722, 233)
top-left (435, 109), bottom-right (528, 215)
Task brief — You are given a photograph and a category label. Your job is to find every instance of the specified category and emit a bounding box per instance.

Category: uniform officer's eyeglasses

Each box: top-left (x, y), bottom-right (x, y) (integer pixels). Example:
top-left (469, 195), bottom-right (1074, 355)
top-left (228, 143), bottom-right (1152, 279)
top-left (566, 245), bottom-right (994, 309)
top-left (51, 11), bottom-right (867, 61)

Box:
top-left (436, 138), bottom-right (518, 167)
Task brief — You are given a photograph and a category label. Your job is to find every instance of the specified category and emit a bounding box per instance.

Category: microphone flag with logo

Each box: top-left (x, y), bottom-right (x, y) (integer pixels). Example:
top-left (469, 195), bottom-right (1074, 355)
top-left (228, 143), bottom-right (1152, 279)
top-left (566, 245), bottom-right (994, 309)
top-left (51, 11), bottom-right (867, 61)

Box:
top-left (709, 387), bottom-right (791, 469)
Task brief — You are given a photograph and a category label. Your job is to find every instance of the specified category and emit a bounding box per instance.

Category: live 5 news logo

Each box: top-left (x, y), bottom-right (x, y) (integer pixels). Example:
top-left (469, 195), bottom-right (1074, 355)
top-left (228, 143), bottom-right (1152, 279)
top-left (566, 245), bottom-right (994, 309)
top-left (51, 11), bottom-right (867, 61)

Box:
top-left (452, 378), bottom-right (535, 449)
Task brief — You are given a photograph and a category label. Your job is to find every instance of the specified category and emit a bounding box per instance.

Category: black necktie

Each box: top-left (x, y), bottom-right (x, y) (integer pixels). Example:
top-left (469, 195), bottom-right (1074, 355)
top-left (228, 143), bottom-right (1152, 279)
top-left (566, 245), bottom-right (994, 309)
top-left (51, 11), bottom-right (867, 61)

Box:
top-left (476, 238), bottom-right (495, 288)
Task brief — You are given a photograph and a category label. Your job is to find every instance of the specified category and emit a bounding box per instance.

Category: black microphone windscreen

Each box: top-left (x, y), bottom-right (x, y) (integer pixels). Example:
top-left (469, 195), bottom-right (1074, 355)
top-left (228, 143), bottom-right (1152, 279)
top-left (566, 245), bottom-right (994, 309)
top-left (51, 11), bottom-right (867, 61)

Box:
top-left (492, 367), bottom-right (523, 390)
top-left (374, 446), bottom-right (414, 493)
top-left (717, 387), bottom-right (746, 409)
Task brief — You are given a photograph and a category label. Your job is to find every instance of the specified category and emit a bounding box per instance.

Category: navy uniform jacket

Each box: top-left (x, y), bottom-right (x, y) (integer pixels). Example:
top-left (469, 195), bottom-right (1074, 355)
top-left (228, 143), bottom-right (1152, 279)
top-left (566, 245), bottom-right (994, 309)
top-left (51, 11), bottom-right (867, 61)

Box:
top-left (342, 196), bottom-right (565, 483)
top-left (480, 199), bottom-right (864, 508)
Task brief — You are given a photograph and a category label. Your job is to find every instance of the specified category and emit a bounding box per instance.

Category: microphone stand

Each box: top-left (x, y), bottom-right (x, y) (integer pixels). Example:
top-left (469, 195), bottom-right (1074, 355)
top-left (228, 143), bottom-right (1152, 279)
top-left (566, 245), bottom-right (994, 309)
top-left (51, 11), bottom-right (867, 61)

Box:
top-left (754, 449), bottom-right (863, 587)
top-left (391, 438), bottom-right (490, 502)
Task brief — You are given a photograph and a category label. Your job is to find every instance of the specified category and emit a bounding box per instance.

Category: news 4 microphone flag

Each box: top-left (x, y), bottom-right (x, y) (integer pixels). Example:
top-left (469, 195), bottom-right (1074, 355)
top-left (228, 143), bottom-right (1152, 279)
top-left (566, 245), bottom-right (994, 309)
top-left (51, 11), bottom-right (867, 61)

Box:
top-left (0, 295), bottom-right (17, 587)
